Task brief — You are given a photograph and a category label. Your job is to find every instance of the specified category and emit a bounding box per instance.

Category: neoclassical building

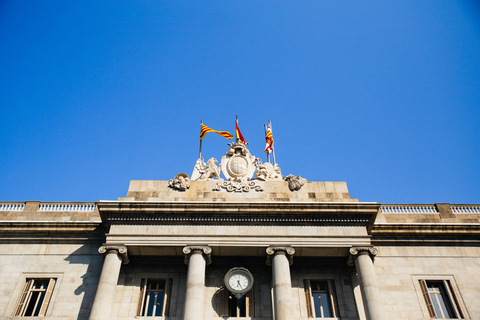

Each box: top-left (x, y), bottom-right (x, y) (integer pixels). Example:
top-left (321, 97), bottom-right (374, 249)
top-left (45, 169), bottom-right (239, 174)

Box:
top-left (1, 144), bottom-right (479, 320)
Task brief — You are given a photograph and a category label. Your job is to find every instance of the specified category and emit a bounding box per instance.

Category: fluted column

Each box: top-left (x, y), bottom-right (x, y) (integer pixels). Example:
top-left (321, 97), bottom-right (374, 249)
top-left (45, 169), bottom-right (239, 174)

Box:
top-left (89, 245), bottom-right (129, 320)
top-left (347, 246), bottom-right (387, 320)
top-left (266, 247), bottom-right (295, 320)
top-left (182, 246), bottom-right (212, 320)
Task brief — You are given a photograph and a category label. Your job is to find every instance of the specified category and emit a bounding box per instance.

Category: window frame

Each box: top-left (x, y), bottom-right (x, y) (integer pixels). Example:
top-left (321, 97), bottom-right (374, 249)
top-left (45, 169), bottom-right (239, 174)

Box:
top-left (14, 278), bottom-right (57, 317)
top-left (304, 279), bottom-right (339, 318)
top-left (137, 278), bottom-right (172, 318)
top-left (218, 285), bottom-right (254, 318)
top-left (412, 275), bottom-right (470, 319)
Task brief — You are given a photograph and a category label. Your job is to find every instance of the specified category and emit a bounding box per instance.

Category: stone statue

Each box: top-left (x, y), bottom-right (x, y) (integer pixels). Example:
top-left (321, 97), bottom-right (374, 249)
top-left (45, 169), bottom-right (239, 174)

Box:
top-left (192, 157), bottom-right (222, 181)
top-left (168, 173), bottom-right (191, 191)
top-left (284, 174), bottom-right (307, 191)
top-left (254, 158), bottom-right (283, 181)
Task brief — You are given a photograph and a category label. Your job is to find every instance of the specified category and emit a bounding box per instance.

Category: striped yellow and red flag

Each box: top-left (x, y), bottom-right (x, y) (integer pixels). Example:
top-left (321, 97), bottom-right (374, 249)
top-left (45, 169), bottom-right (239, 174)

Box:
top-left (236, 121), bottom-right (245, 143)
top-left (200, 124), bottom-right (233, 140)
top-left (264, 124), bottom-right (273, 153)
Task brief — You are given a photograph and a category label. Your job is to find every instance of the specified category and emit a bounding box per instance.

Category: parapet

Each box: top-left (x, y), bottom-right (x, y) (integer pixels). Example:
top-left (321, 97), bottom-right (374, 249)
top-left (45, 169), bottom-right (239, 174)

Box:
top-left (118, 180), bottom-right (358, 202)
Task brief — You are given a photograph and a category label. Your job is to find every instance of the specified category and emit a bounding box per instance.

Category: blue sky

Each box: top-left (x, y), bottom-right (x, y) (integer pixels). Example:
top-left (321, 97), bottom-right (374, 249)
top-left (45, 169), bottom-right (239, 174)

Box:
top-left (1, 1), bottom-right (479, 203)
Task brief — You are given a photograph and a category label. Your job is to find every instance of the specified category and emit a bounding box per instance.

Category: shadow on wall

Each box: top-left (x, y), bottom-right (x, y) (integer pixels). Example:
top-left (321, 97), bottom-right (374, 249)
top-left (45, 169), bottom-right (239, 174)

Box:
top-left (64, 243), bottom-right (103, 320)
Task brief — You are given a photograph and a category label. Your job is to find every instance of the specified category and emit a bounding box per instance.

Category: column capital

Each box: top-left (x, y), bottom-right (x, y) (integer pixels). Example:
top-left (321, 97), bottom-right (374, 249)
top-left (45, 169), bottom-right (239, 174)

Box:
top-left (347, 246), bottom-right (378, 266)
top-left (98, 245), bottom-right (130, 264)
top-left (266, 246), bottom-right (295, 266)
top-left (183, 246), bottom-right (212, 265)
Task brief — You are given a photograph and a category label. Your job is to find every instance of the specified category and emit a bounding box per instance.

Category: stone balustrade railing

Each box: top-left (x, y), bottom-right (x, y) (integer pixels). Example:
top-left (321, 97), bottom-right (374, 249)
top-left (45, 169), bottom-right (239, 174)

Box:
top-left (451, 205), bottom-right (480, 214)
top-left (0, 202), bottom-right (25, 211)
top-left (380, 204), bottom-right (437, 213)
top-left (38, 203), bottom-right (96, 212)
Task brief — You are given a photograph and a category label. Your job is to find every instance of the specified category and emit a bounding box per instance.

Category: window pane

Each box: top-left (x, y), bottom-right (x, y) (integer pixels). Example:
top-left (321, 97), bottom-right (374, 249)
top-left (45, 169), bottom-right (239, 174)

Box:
top-left (155, 292), bottom-right (164, 316)
top-left (312, 293), bottom-right (321, 317)
top-left (25, 291), bottom-right (39, 316)
top-left (33, 291), bottom-right (46, 316)
top-left (437, 292), bottom-right (456, 319)
top-left (146, 292), bottom-right (156, 316)
top-left (320, 292), bottom-right (331, 317)
top-left (430, 293), bottom-right (445, 319)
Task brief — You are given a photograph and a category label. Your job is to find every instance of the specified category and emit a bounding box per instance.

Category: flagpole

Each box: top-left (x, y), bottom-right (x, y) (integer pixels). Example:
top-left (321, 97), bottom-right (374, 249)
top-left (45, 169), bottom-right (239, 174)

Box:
top-left (235, 115), bottom-right (239, 143)
top-left (269, 119), bottom-right (276, 165)
top-left (264, 124), bottom-right (270, 163)
top-left (199, 120), bottom-right (203, 159)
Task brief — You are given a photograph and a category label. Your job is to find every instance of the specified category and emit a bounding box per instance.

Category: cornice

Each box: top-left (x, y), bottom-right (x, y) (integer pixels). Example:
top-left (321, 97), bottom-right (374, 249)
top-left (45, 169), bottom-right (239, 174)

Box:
top-left (97, 201), bottom-right (379, 229)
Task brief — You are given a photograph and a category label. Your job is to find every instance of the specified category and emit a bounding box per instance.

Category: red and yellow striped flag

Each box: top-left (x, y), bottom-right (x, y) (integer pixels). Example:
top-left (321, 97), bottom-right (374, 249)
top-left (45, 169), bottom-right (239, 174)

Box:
top-left (264, 124), bottom-right (273, 153)
top-left (200, 124), bottom-right (233, 140)
top-left (236, 121), bottom-right (245, 143)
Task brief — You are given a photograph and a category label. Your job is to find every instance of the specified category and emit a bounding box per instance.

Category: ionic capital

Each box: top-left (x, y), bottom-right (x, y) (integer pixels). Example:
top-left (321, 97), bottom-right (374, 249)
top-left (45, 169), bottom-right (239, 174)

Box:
top-left (183, 246), bottom-right (212, 265)
top-left (347, 246), bottom-right (378, 266)
top-left (98, 245), bottom-right (130, 264)
top-left (266, 246), bottom-right (295, 266)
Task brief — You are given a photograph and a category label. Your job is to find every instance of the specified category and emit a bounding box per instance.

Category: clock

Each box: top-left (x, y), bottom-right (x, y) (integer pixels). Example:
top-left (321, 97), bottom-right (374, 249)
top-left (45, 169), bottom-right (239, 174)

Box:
top-left (224, 267), bottom-right (254, 299)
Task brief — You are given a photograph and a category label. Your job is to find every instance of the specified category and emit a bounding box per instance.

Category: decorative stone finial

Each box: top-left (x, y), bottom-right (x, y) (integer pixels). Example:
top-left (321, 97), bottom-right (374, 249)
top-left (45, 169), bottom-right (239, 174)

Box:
top-left (284, 175), bottom-right (307, 191)
top-left (266, 246), bottom-right (295, 266)
top-left (168, 173), bottom-right (191, 191)
top-left (98, 245), bottom-right (130, 264)
top-left (347, 246), bottom-right (379, 266)
top-left (183, 246), bottom-right (212, 265)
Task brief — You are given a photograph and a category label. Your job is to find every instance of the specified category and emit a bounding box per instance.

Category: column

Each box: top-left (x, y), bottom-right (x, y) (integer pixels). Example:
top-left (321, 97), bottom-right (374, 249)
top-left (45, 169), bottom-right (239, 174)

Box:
top-left (89, 245), bottom-right (129, 320)
top-left (182, 246), bottom-right (212, 320)
top-left (347, 246), bottom-right (387, 320)
top-left (266, 247), bottom-right (295, 320)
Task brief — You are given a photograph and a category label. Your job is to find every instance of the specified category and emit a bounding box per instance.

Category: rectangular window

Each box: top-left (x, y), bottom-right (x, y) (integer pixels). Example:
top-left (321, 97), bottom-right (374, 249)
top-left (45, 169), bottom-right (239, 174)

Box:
top-left (219, 287), bottom-right (254, 317)
top-left (138, 279), bottom-right (172, 317)
top-left (419, 280), bottom-right (464, 319)
top-left (15, 278), bottom-right (56, 317)
top-left (304, 280), bottom-right (338, 318)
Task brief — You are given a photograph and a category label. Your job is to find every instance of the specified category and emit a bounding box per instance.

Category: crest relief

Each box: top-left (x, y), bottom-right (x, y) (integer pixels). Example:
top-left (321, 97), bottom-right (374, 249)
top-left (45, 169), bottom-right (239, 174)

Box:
top-left (221, 142), bottom-right (256, 182)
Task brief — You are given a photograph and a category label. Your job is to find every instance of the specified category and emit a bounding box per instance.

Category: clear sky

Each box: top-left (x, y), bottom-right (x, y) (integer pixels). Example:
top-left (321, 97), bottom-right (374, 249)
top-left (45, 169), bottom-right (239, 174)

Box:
top-left (1, 1), bottom-right (479, 203)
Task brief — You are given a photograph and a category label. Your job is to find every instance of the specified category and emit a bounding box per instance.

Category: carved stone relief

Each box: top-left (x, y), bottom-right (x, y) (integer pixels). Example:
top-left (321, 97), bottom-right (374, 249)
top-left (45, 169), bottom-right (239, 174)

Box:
top-left (284, 174), bottom-right (308, 191)
top-left (168, 173), bottom-right (191, 191)
top-left (191, 157), bottom-right (222, 181)
top-left (254, 158), bottom-right (283, 181)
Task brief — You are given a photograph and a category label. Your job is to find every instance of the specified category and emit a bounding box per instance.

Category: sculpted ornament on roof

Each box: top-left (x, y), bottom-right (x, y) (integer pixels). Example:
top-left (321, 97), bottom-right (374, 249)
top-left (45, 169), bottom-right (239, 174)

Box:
top-left (169, 127), bottom-right (307, 192)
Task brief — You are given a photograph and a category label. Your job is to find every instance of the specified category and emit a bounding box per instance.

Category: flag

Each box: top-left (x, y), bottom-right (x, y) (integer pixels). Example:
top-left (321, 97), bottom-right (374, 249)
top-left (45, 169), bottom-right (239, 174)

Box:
top-left (200, 124), bottom-right (233, 140)
top-left (264, 124), bottom-right (273, 153)
top-left (236, 121), bottom-right (245, 143)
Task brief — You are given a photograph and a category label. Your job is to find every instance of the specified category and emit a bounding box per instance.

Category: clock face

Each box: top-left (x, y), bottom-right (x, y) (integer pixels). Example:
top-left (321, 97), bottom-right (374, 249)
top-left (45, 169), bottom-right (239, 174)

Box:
top-left (228, 274), bottom-right (249, 291)
top-left (224, 267), bottom-right (254, 298)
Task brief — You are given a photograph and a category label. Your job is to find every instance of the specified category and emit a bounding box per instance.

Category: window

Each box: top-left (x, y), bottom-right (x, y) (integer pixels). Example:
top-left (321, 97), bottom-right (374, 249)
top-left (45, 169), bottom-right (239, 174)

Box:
top-left (219, 287), bottom-right (254, 317)
top-left (14, 278), bottom-right (56, 317)
top-left (137, 279), bottom-right (172, 317)
top-left (304, 280), bottom-right (338, 318)
top-left (419, 280), bottom-right (464, 319)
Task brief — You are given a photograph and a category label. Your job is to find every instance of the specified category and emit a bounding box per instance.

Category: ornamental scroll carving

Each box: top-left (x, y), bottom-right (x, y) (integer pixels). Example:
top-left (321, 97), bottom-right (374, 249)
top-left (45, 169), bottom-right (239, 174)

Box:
top-left (266, 246), bottom-right (296, 266)
top-left (347, 246), bottom-right (378, 266)
top-left (214, 180), bottom-right (263, 193)
top-left (183, 246), bottom-right (212, 265)
top-left (98, 245), bottom-right (130, 264)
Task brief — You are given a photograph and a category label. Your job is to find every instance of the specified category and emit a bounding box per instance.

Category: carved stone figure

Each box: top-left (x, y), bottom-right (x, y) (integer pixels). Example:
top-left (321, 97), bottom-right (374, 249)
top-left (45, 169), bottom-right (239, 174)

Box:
top-left (168, 173), bottom-right (191, 191)
top-left (284, 174), bottom-right (308, 191)
top-left (254, 158), bottom-right (283, 181)
top-left (191, 157), bottom-right (222, 181)
top-left (220, 142), bottom-right (256, 182)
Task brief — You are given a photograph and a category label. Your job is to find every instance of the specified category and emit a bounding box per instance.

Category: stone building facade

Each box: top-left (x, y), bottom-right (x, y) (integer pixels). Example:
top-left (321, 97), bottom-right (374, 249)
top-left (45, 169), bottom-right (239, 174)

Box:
top-left (0, 179), bottom-right (479, 320)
